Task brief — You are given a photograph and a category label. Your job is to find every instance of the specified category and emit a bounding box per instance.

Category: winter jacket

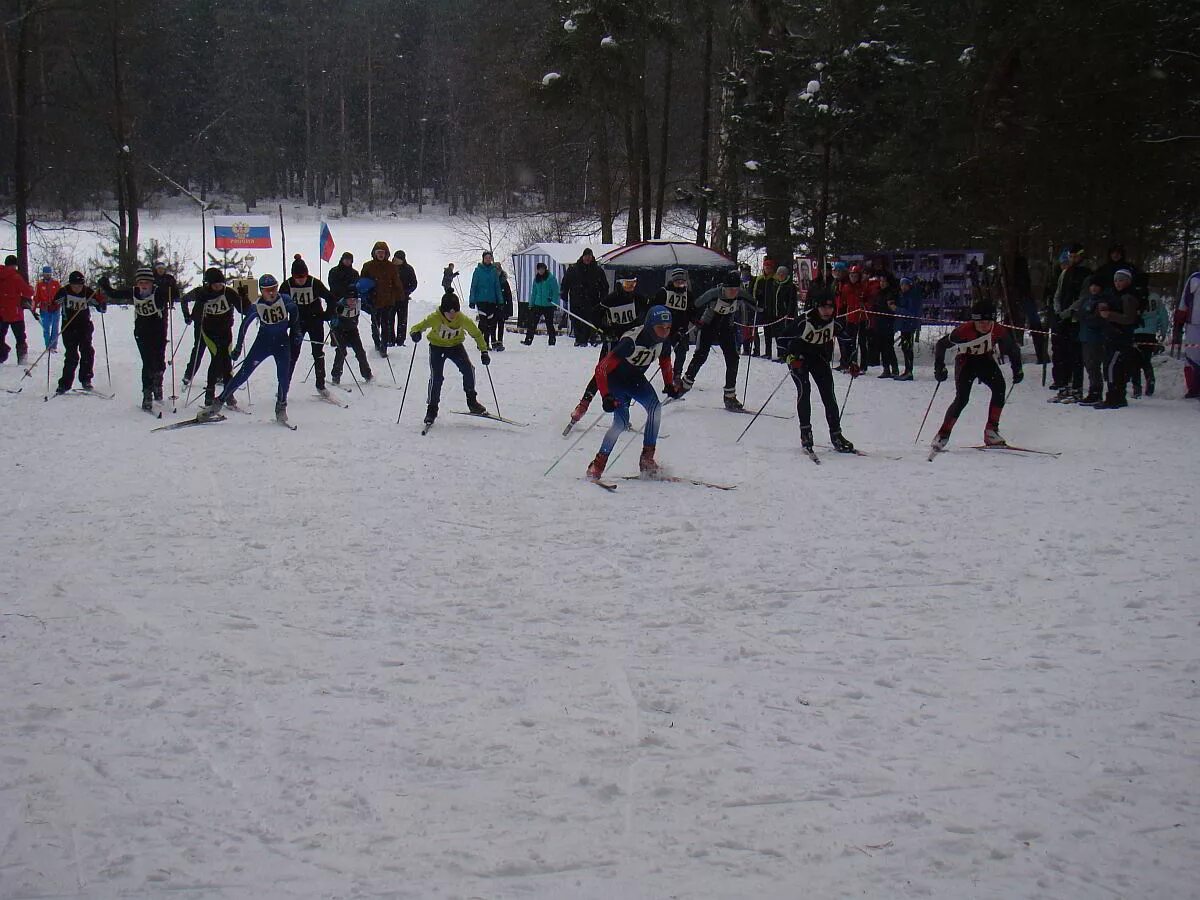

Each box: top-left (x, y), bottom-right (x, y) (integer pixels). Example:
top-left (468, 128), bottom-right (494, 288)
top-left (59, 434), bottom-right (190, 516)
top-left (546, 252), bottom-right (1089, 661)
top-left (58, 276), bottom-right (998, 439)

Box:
top-left (328, 261), bottom-right (360, 301)
top-left (1048, 263), bottom-right (1092, 322)
top-left (528, 271), bottom-right (561, 307)
top-left (762, 278), bottom-right (798, 321)
top-left (410, 310), bottom-right (489, 351)
top-left (469, 263), bottom-right (504, 308)
top-left (442, 266), bottom-right (456, 292)
top-left (360, 242), bottom-right (403, 310)
top-left (895, 284), bottom-right (924, 334)
top-left (55, 285), bottom-right (105, 330)
top-left (1135, 301), bottom-right (1169, 338)
top-left (0, 265), bottom-right (34, 323)
top-left (835, 280), bottom-right (867, 326)
top-left (559, 258), bottom-right (609, 315)
top-left (1076, 292), bottom-right (1105, 344)
top-left (1099, 289), bottom-right (1139, 345)
top-left (396, 262), bottom-right (418, 296)
top-left (33, 279), bottom-right (62, 313)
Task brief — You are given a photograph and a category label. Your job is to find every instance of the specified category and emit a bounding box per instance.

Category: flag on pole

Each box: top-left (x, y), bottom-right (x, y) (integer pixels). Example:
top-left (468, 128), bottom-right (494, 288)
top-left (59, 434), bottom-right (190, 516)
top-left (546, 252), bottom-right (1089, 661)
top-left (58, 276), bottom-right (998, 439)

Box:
top-left (320, 222), bottom-right (335, 263)
top-left (213, 215), bottom-right (273, 249)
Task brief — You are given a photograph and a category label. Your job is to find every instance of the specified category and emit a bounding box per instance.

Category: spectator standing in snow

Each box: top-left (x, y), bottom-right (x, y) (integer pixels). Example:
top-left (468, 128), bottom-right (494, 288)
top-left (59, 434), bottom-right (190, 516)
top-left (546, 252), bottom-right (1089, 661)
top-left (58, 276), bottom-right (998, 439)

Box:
top-left (1131, 292), bottom-right (1168, 398)
top-left (328, 252), bottom-right (358, 301)
top-left (362, 241), bottom-right (403, 355)
top-left (894, 276), bottom-right (923, 380)
top-left (33, 266), bottom-right (62, 352)
top-left (392, 249), bottom-right (418, 346)
top-left (522, 261), bottom-right (560, 346)
top-left (560, 248), bottom-right (609, 346)
top-left (468, 251), bottom-right (505, 351)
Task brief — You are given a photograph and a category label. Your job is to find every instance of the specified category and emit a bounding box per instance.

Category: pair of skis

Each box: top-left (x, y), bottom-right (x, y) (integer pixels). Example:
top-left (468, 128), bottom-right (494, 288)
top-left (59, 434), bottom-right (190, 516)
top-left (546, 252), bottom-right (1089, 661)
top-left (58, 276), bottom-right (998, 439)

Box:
top-left (422, 410), bottom-right (529, 436)
top-left (588, 474), bottom-right (736, 492)
top-left (928, 443), bottom-right (1061, 462)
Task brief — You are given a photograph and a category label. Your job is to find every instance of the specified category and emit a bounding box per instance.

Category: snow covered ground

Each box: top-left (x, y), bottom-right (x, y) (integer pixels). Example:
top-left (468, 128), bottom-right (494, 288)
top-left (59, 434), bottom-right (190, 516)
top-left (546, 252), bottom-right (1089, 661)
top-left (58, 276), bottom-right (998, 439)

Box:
top-left (2, 216), bottom-right (1198, 899)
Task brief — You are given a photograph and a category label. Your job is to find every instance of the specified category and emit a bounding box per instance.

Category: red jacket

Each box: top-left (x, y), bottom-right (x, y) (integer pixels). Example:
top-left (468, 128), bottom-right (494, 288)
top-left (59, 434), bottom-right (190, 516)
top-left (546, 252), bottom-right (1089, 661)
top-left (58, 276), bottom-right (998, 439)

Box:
top-left (835, 280), bottom-right (867, 326)
top-left (33, 279), bottom-right (62, 313)
top-left (0, 265), bottom-right (34, 323)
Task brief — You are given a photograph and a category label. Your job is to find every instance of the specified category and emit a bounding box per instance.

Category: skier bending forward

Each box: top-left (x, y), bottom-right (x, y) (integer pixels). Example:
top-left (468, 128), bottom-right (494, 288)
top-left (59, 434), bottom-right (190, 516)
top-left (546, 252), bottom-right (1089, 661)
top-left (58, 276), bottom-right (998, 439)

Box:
top-left (587, 305), bottom-right (683, 481)
top-left (930, 300), bottom-right (1024, 453)
top-left (201, 273), bottom-right (299, 424)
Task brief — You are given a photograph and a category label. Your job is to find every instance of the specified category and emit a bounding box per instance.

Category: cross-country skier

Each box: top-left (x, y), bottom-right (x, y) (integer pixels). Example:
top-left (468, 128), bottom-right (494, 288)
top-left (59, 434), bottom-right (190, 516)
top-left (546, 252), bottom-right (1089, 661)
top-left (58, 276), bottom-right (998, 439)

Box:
top-left (32, 266), bottom-right (61, 352)
top-left (99, 268), bottom-right (168, 410)
top-left (281, 254), bottom-right (334, 396)
top-left (181, 267), bottom-right (245, 410)
top-left (651, 267), bottom-right (692, 381)
top-left (565, 271), bottom-right (649, 428)
top-left (329, 280), bottom-right (373, 385)
top-left (53, 271), bottom-right (106, 393)
top-left (929, 300), bottom-right (1024, 453)
top-left (679, 271), bottom-right (755, 410)
top-left (784, 294), bottom-right (858, 453)
top-left (409, 291), bottom-right (491, 428)
top-left (201, 274), bottom-right (298, 423)
top-left (586, 305), bottom-right (683, 481)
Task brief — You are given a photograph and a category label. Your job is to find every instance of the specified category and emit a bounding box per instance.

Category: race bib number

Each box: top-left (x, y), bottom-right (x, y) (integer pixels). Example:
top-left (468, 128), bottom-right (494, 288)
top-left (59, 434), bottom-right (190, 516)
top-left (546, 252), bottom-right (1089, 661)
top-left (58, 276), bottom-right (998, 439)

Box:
top-left (206, 295), bottom-right (231, 316)
top-left (607, 302), bottom-right (637, 326)
top-left (437, 324), bottom-right (462, 342)
top-left (134, 296), bottom-right (159, 318)
top-left (291, 285), bottom-right (315, 306)
top-left (665, 290), bottom-right (689, 312)
top-left (625, 341), bottom-right (663, 368)
top-left (801, 320), bottom-right (834, 345)
top-left (713, 297), bottom-right (737, 315)
top-left (959, 333), bottom-right (995, 356)
top-left (64, 294), bottom-right (89, 311)
top-left (256, 299), bottom-right (287, 325)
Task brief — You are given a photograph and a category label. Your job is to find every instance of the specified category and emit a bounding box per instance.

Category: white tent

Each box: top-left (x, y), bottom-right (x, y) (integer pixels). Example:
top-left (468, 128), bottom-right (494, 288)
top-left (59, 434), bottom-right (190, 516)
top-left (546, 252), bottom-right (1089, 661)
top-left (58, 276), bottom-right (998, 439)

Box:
top-left (597, 240), bottom-right (736, 295)
top-left (510, 242), bottom-right (620, 303)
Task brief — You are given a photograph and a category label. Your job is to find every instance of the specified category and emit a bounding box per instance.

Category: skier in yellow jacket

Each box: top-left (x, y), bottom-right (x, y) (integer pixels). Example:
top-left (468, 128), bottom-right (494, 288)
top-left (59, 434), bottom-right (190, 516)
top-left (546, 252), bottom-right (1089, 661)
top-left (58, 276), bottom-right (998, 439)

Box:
top-left (409, 291), bottom-right (491, 428)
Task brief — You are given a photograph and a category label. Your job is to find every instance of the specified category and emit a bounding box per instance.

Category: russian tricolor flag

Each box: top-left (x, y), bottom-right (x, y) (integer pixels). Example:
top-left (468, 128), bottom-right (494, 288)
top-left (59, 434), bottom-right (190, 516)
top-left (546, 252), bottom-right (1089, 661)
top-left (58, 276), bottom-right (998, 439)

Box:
top-left (320, 222), bottom-right (335, 262)
top-left (212, 215), bottom-right (273, 250)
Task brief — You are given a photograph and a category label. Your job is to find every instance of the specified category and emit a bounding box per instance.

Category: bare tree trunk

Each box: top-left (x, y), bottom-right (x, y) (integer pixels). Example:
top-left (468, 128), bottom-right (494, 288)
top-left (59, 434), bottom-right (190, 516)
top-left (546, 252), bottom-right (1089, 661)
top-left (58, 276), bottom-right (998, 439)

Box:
top-left (596, 115), bottom-right (614, 243)
top-left (694, 2), bottom-right (715, 246)
top-left (417, 115), bottom-right (426, 214)
top-left (12, 0), bottom-right (33, 275)
top-left (366, 26), bottom-right (374, 212)
top-left (304, 56), bottom-right (315, 206)
top-left (339, 90), bottom-right (350, 216)
top-left (653, 5), bottom-right (674, 239)
top-left (813, 141), bottom-right (831, 272)
top-left (110, 0), bottom-right (138, 280)
top-left (624, 106), bottom-right (640, 244)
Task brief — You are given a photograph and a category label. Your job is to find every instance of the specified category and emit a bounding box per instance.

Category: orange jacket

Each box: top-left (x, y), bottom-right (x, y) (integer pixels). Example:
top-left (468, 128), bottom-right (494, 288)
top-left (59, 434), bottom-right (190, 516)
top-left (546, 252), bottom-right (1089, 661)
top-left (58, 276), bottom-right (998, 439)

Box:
top-left (33, 279), bottom-right (62, 313)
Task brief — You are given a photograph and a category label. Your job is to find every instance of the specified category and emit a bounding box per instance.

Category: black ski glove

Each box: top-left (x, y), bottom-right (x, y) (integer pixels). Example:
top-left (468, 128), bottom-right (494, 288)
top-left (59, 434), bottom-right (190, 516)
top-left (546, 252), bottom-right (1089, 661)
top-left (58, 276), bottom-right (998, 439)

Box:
top-left (410, 331), bottom-right (421, 343)
top-left (934, 367), bottom-right (948, 382)
top-left (480, 351), bottom-right (491, 366)
top-left (602, 394), bottom-right (620, 412)
top-left (1012, 369), bottom-right (1024, 384)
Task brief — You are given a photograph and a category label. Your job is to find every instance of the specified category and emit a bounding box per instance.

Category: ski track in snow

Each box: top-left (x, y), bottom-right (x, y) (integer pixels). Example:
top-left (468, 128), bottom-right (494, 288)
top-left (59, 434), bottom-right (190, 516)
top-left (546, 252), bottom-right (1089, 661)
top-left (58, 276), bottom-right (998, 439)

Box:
top-left (1, 217), bottom-right (1198, 899)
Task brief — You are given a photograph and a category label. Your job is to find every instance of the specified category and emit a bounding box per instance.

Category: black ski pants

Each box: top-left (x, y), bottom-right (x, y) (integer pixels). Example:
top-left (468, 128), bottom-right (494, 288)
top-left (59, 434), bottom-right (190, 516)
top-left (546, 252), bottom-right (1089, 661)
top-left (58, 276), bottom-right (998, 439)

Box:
top-left (289, 313), bottom-right (326, 389)
top-left (202, 321), bottom-right (234, 405)
top-left (939, 356), bottom-right (1006, 437)
top-left (331, 325), bottom-right (372, 381)
top-left (427, 343), bottom-right (475, 410)
top-left (790, 354), bottom-right (840, 435)
top-left (524, 307), bottom-right (557, 344)
top-left (899, 332), bottom-right (916, 373)
top-left (0, 320), bottom-right (28, 362)
top-left (685, 320), bottom-right (739, 392)
top-left (134, 321), bottom-right (166, 395)
top-left (1051, 321), bottom-right (1081, 388)
top-left (57, 322), bottom-right (95, 390)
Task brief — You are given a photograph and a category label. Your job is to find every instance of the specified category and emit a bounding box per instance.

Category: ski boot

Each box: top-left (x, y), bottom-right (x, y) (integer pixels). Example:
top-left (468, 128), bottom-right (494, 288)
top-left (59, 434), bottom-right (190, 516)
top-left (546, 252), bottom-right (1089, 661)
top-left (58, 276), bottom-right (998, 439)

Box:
top-left (492, 340), bottom-right (505, 352)
top-left (17, 352), bottom-right (27, 366)
top-left (362, 372), bottom-right (373, 383)
top-left (586, 450), bottom-right (609, 481)
top-left (153, 375), bottom-right (163, 402)
top-left (317, 386), bottom-right (332, 399)
top-left (930, 433), bottom-right (949, 454)
top-left (54, 386), bottom-right (68, 396)
top-left (679, 375), bottom-right (695, 394)
top-left (331, 375), bottom-right (340, 385)
top-left (830, 431), bottom-right (856, 453)
top-left (141, 390), bottom-right (153, 411)
top-left (466, 391), bottom-right (488, 416)
top-left (424, 403), bottom-right (438, 426)
top-left (224, 394), bottom-right (239, 410)
top-left (800, 425), bottom-right (815, 451)
top-left (569, 395), bottom-right (592, 424)
top-left (81, 380), bottom-right (93, 391)
top-left (1131, 383), bottom-right (1142, 399)
top-left (723, 392), bottom-right (744, 411)
top-left (521, 338), bottom-right (533, 346)
top-left (983, 427), bottom-right (1007, 447)
top-left (639, 446), bottom-right (660, 476)
top-left (275, 401), bottom-right (288, 425)
top-left (198, 398), bottom-right (224, 420)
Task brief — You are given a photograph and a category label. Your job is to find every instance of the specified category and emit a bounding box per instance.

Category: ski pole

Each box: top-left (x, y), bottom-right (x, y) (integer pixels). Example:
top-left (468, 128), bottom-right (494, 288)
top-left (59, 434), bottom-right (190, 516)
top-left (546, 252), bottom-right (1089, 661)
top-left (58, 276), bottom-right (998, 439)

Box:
top-left (1041, 361), bottom-right (1047, 386)
top-left (301, 333), bottom-right (332, 383)
top-left (741, 305), bottom-right (760, 405)
top-left (914, 381), bottom-right (941, 444)
top-left (544, 409), bottom-right (605, 475)
top-left (383, 344), bottom-right (397, 383)
top-left (395, 341), bottom-right (418, 422)
top-left (168, 298), bottom-right (178, 411)
top-left (483, 359), bottom-right (501, 418)
top-left (735, 367), bottom-right (791, 443)
top-left (99, 306), bottom-right (112, 388)
top-left (1006, 381), bottom-right (1016, 402)
top-left (838, 372), bottom-right (857, 419)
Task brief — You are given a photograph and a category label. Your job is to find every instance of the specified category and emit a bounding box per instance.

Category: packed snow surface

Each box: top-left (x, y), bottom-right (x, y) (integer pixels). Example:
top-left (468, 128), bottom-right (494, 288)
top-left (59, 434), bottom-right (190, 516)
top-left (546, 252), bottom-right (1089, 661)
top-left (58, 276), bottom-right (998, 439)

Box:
top-left (1, 213), bottom-right (1197, 899)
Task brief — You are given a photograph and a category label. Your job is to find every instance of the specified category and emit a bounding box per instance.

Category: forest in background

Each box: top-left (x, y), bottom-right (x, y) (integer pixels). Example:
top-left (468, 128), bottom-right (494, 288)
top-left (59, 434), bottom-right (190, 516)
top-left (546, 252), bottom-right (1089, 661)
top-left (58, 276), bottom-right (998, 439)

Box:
top-left (2, 0), bottom-right (1197, 294)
